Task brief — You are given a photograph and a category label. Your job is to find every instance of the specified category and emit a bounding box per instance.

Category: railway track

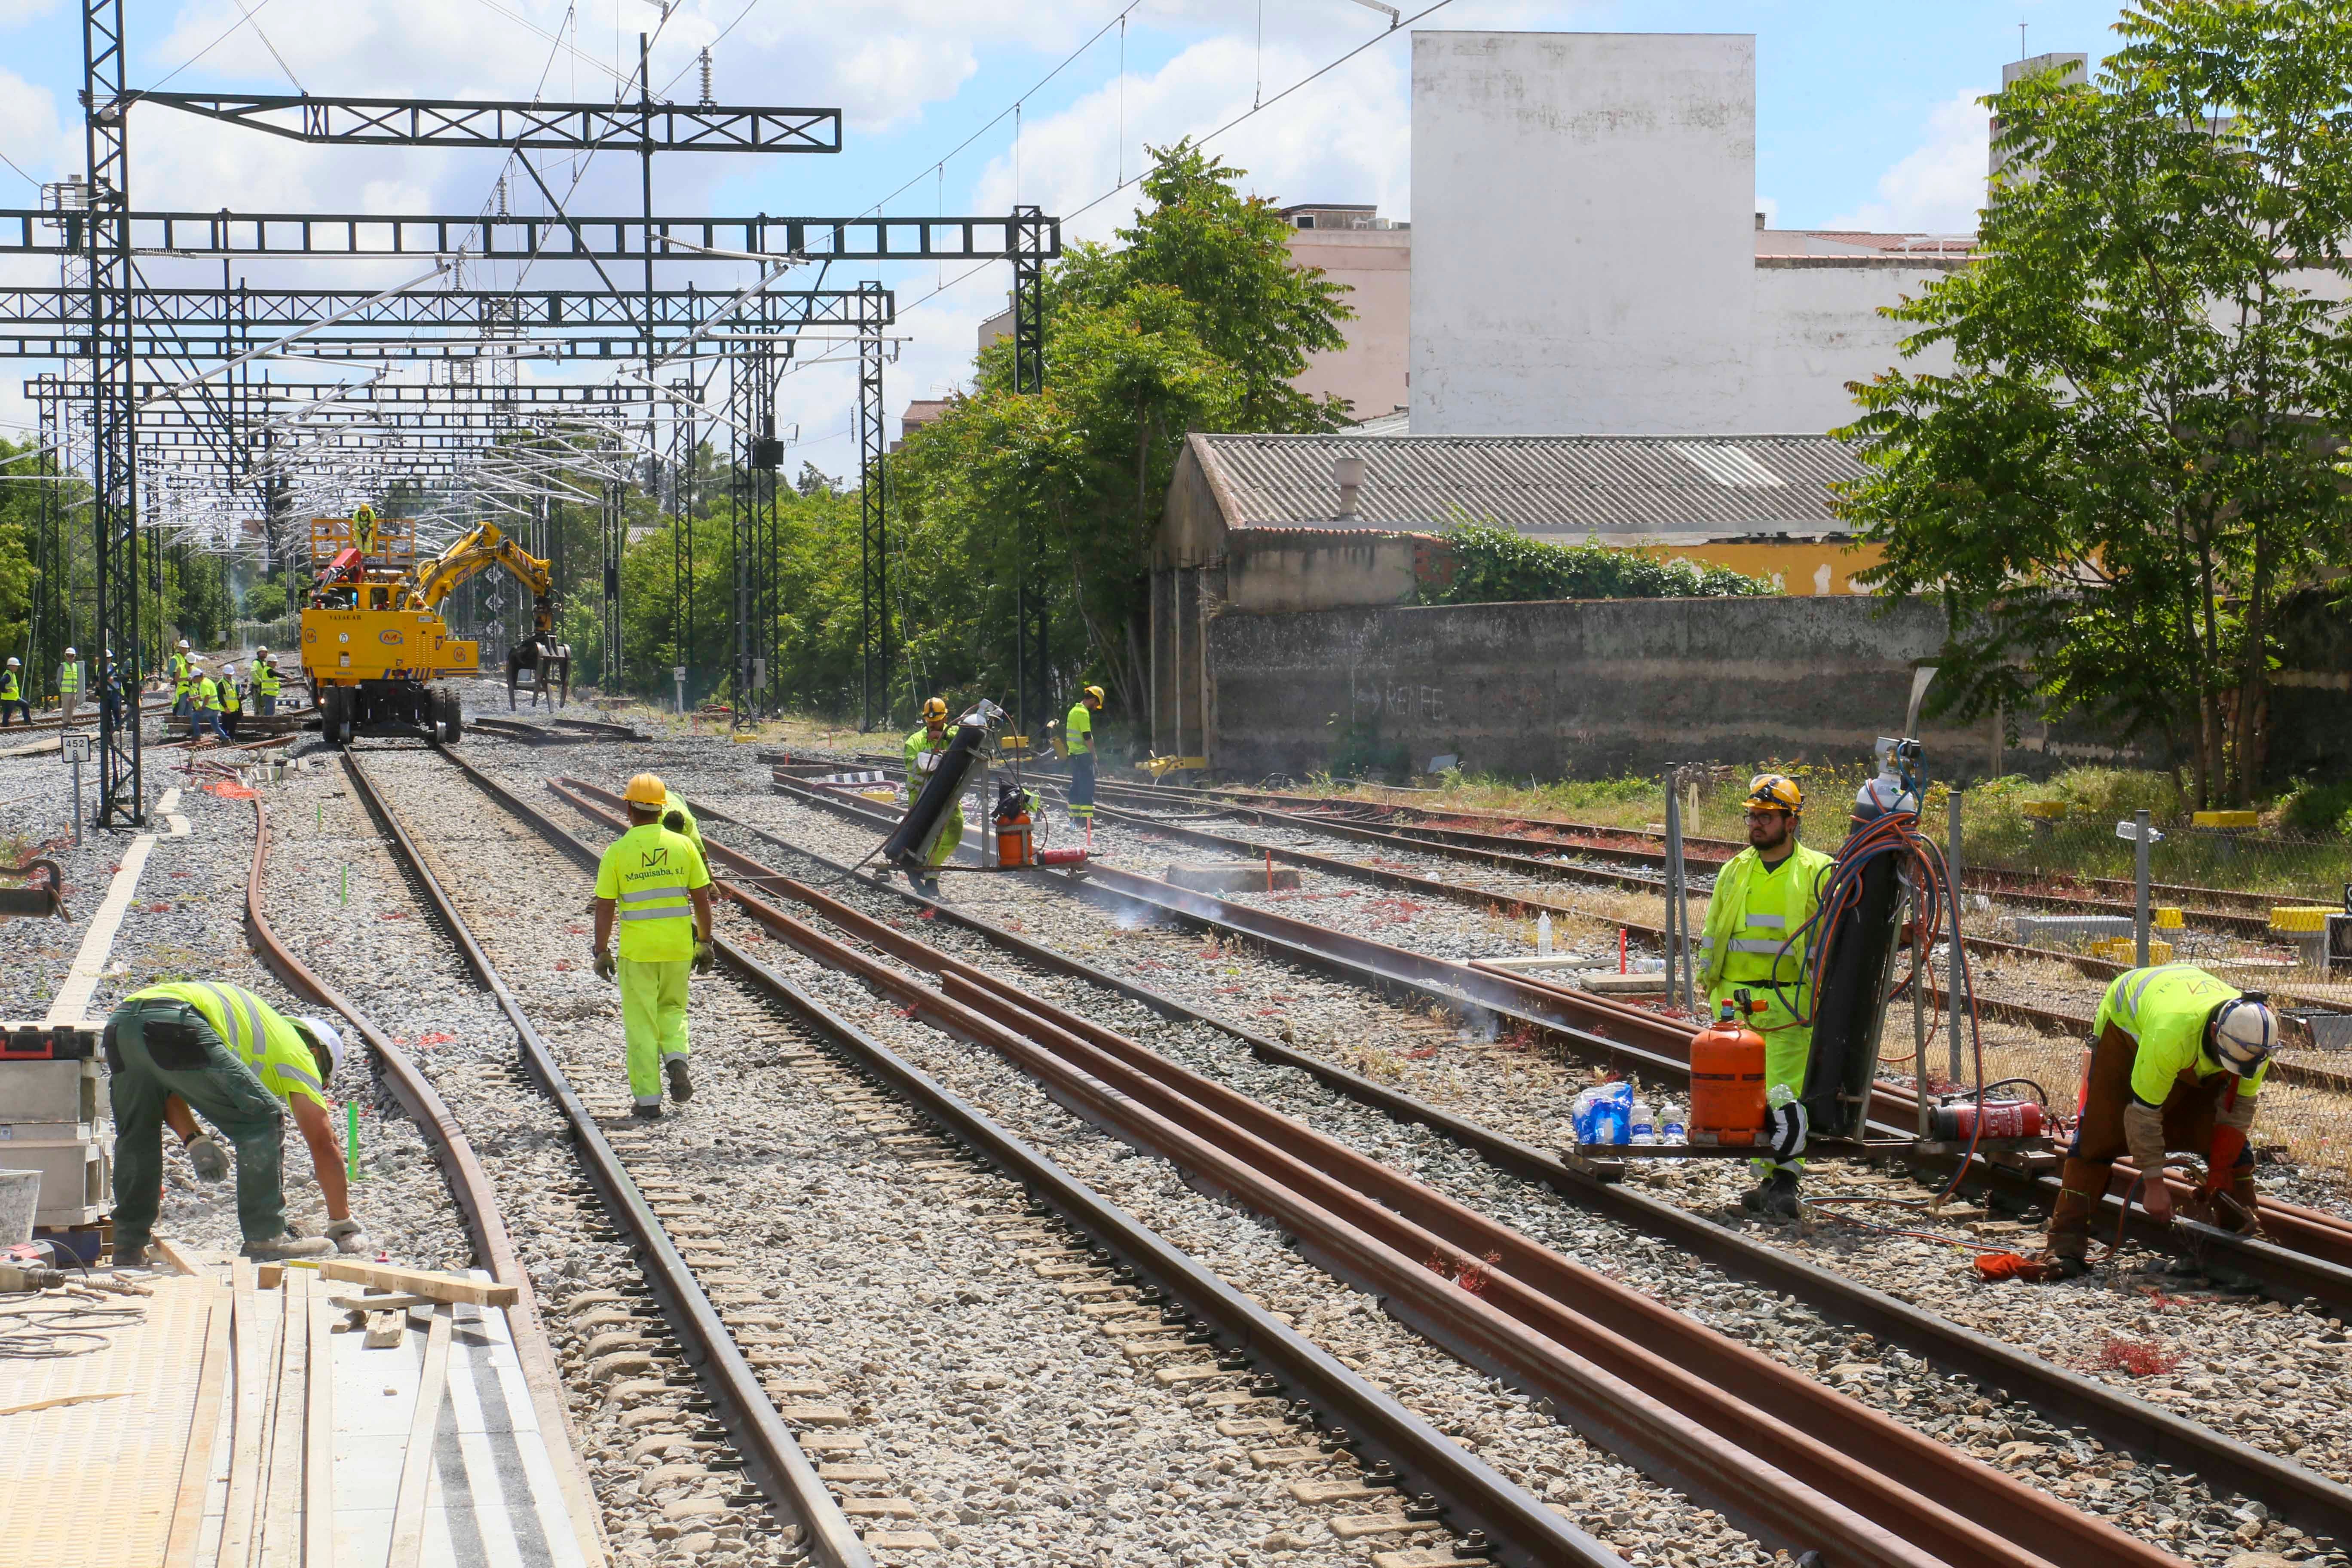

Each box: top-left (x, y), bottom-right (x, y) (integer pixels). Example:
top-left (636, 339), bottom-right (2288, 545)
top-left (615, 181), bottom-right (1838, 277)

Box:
top-left (1093, 779), bottom-right (2314, 943)
top-left (764, 769), bottom-right (2352, 1315)
top-left (241, 796), bottom-right (609, 1567)
top-left (527, 768), bottom-right (2340, 1568)
top-left (647, 772), bottom-right (2352, 1546)
top-left (336, 750), bottom-right (876, 1567)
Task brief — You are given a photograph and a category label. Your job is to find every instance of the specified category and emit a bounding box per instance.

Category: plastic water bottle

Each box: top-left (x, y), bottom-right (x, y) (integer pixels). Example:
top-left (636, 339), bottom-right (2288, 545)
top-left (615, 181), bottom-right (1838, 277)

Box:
top-left (1568, 1087), bottom-right (1603, 1145)
top-left (1659, 1101), bottom-right (1687, 1147)
top-left (1536, 913), bottom-right (1553, 957)
top-left (1629, 1098), bottom-right (1656, 1145)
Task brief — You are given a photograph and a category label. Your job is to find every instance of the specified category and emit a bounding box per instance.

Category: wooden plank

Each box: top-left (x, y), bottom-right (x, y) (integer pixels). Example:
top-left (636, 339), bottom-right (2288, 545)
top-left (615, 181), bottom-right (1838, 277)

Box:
top-left (150, 1235), bottom-right (202, 1277)
top-left (320, 1260), bottom-right (518, 1308)
top-left (327, 1292), bottom-right (436, 1315)
top-left (262, 1270), bottom-right (308, 1568)
top-left (219, 1259), bottom-right (268, 1568)
top-left (386, 1305), bottom-right (453, 1568)
top-left (364, 1312), bottom-right (407, 1349)
top-left (163, 1280), bottom-right (233, 1564)
top-left (305, 1272), bottom-right (336, 1568)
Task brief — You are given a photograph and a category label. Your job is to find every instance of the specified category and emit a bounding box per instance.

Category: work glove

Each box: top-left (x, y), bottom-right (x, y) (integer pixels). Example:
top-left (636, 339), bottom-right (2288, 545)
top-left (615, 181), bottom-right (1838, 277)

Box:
top-left (916, 750), bottom-right (939, 774)
top-left (184, 1133), bottom-right (229, 1182)
top-left (1767, 1098), bottom-right (1809, 1164)
top-left (325, 1218), bottom-right (373, 1256)
top-left (692, 938), bottom-right (714, 975)
top-left (593, 948), bottom-right (617, 983)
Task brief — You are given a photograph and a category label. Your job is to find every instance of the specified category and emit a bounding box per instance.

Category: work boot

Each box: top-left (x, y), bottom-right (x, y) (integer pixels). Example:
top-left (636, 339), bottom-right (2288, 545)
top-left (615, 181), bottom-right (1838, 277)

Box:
top-left (111, 1242), bottom-right (150, 1268)
top-left (242, 1231), bottom-right (334, 1261)
top-left (1741, 1168), bottom-right (1802, 1219)
top-left (665, 1057), bottom-right (693, 1104)
top-left (2047, 1158), bottom-right (2104, 1259)
top-left (631, 1102), bottom-right (663, 1121)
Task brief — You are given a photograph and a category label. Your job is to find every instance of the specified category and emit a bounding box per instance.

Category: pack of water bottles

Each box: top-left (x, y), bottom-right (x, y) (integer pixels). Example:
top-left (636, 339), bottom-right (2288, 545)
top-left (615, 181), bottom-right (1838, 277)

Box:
top-left (1569, 1082), bottom-right (1688, 1148)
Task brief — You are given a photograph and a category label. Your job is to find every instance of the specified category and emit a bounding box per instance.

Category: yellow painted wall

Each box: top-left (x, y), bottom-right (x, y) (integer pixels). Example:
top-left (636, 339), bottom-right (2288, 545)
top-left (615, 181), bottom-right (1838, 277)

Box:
top-left (1630, 539), bottom-right (1886, 596)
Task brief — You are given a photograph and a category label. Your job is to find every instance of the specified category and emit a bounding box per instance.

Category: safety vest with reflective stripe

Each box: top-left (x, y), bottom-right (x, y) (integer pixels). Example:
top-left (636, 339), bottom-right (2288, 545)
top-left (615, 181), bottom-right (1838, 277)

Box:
top-left (170, 652), bottom-right (190, 692)
top-left (124, 980), bottom-right (330, 1108)
top-left (2094, 964), bottom-right (2264, 1102)
top-left (0, 671), bottom-right (15, 702)
top-left (660, 789), bottom-right (706, 861)
top-left (56, 662), bottom-right (80, 695)
top-left (593, 822), bottom-right (710, 962)
top-left (194, 676), bottom-right (218, 712)
top-left (255, 663), bottom-right (281, 696)
top-left (219, 679), bottom-right (241, 714)
top-left (1696, 842), bottom-right (1835, 995)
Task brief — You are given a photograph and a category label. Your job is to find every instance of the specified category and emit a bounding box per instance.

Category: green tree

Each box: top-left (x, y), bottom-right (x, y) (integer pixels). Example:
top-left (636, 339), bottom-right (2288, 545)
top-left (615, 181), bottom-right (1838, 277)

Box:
top-left (1836, 2), bottom-right (2352, 806)
top-left (886, 141), bottom-right (1354, 725)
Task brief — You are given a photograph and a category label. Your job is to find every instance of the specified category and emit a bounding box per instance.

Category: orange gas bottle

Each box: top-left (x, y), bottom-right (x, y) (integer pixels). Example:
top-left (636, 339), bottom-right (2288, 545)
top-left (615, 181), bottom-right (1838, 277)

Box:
top-left (993, 783), bottom-right (1035, 868)
top-left (1688, 990), bottom-right (1768, 1146)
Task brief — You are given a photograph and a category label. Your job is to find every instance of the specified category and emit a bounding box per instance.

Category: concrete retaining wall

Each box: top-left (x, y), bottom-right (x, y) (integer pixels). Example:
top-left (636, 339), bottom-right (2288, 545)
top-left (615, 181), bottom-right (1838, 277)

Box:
top-left (1202, 596), bottom-right (2126, 783)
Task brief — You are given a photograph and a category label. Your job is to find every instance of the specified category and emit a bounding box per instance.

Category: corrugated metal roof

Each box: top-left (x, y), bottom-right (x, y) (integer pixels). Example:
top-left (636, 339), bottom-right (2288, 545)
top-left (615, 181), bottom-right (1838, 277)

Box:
top-left (1194, 433), bottom-right (1865, 536)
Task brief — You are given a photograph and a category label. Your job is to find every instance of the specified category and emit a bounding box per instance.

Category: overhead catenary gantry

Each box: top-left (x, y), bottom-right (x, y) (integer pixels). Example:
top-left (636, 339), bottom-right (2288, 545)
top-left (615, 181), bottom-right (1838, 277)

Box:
top-left (52, 0), bottom-right (1059, 826)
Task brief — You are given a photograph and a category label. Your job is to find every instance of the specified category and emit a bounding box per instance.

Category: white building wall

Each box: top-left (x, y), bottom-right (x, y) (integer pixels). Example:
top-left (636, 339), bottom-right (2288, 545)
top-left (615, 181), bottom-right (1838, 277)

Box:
top-left (1747, 262), bottom-right (1957, 432)
top-left (1411, 31), bottom-right (1759, 435)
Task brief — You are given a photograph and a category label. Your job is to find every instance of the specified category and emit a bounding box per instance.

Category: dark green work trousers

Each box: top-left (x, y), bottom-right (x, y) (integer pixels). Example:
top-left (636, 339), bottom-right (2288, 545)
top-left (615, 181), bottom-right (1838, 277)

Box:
top-left (105, 998), bottom-right (287, 1250)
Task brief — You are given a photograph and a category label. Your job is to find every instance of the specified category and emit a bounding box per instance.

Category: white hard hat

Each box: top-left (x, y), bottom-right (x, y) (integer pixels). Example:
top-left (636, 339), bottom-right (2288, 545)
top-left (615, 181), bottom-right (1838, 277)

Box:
top-left (256, 646), bottom-right (269, 657)
top-left (4, 657), bottom-right (15, 667)
top-left (294, 1015), bottom-right (347, 1080)
top-left (178, 638), bottom-right (190, 649)
top-left (2213, 996), bottom-right (2280, 1077)
top-left (62, 646), bottom-right (76, 656)
top-left (221, 664), bottom-right (236, 676)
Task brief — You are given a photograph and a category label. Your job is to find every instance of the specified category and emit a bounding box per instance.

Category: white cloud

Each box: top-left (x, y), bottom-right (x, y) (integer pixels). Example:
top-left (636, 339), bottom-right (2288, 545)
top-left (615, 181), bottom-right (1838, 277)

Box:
top-left (1822, 91), bottom-right (1988, 234)
top-left (0, 0), bottom-right (59, 28)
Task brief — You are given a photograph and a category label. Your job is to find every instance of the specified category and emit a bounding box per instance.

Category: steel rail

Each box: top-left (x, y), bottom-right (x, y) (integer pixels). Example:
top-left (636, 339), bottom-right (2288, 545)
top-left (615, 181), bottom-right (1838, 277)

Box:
top-left (1102, 781), bottom-right (2291, 938)
top-left (539, 775), bottom-right (2227, 1568)
top-left (335, 753), bottom-right (877, 1568)
top-left (241, 797), bottom-right (609, 1568)
top-left (656, 782), bottom-right (2352, 1545)
top-left (766, 772), bottom-right (2352, 1311)
top-left (432, 755), bottom-right (1615, 1567)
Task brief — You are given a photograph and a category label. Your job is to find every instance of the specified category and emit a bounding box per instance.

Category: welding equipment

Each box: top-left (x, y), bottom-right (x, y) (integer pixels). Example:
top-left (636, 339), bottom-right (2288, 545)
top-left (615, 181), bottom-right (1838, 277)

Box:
top-left (1688, 990), bottom-right (1767, 1146)
top-left (885, 701), bottom-right (1005, 873)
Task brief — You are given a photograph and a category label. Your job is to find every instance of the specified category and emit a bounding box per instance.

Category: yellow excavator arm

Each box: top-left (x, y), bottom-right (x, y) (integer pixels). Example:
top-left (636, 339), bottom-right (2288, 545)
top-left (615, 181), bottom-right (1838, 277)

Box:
top-left (404, 521), bottom-right (556, 633)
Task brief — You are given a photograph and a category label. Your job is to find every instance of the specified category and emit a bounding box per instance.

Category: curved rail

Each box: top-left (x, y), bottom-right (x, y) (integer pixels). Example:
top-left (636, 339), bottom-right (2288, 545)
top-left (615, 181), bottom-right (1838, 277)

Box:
top-left (446, 751), bottom-right (1627, 1568)
top-left (680, 785), bottom-right (2352, 1543)
top-left (768, 771), bottom-right (2352, 1311)
top-left (550, 775), bottom-right (2220, 1568)
top-left (337, 752), bottom-right (876, 1568)
top-left (242, 797), bottom-right (609, 1568)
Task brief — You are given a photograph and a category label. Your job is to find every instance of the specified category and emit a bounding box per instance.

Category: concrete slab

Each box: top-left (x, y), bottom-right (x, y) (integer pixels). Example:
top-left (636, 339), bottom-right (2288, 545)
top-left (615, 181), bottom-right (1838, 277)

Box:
top-left (1163, 863), bottom-right (1302, 894)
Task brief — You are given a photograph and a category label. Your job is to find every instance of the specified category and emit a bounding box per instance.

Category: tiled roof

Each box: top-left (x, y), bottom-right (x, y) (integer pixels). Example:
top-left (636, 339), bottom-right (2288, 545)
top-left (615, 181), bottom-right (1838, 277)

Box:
top-left (1192, 433), bottom-right (1866, 536)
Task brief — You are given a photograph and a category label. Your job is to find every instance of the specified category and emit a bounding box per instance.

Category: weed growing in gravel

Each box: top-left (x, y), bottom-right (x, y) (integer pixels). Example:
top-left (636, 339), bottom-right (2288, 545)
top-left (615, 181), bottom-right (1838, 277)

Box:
top-left (2092, 1337), bottom-right (2181, 1377)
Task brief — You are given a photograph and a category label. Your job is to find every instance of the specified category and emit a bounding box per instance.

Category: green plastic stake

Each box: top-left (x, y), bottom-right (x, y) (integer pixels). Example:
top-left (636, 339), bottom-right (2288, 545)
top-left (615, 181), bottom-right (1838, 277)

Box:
top-left (340, 864), bottom-right (348, 904)
top-left (347, 1100), bottom-right (362, 1181)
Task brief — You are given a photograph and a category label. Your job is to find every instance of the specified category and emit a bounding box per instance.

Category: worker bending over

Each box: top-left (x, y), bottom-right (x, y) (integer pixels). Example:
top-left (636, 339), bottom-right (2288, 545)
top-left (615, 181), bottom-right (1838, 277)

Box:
top-left (592, 772), bottom-right (714, 1118)
top-left (105, 982), bottom-right (370, 1263)
top-left (189, 666), bottom-right (229, 743)
top-left (1065, 685), bottom-right (1104, 829)
top-left (2032, 965), bottom-right (2284, 1278)
top-left (1696, 773), bottom-right (1834, 1219)
top-left (0, 657), bottom-right (23, 725)
top-left (902, 697), bottom-right (963, 897)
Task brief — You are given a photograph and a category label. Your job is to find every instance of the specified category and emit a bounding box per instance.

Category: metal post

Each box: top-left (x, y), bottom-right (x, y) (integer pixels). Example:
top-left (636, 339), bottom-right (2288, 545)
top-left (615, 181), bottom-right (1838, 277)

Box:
top-left (1662, 766), bottom-right (1687, 1013)
top-left (1947, 788), bottom-right (1964, 1085)
top-left (673, 664), bottom-right (685, 717)
top-left (1912, 880), bottom-right (1930, 1136)
top-left (2135, 808), bottom-right (2152, 968)
top-left (69, 748), bottom-right (84, 847)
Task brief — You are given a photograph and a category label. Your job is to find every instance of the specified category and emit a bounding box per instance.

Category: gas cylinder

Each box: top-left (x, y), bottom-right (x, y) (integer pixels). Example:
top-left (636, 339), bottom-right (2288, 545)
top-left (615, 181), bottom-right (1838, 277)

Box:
top-left (1036, 846), bottom-right (1090, 866)
top-left (1688, 991), bottom-right (1768, 1146)
top-left (1927, 1099), bottom-right (2044, 1141)
top-left (993, 782), bottom-right (1035, 868)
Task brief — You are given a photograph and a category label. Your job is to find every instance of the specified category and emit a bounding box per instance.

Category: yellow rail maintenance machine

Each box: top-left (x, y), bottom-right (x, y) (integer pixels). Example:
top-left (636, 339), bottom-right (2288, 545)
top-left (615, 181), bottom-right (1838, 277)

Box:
top-left (300, 505), bottom-right (563, 746)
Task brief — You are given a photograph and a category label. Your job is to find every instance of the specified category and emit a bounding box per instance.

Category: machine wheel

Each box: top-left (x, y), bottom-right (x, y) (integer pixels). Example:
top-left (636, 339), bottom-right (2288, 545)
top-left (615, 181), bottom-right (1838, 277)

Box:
top-left (322, 687), bottom-right (352, 748)
top-left (440, 686), bottom-right (464, 743)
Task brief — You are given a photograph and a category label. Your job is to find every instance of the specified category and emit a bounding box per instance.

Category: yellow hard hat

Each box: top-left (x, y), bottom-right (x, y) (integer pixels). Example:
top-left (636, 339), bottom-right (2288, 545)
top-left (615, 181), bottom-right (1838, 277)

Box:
top-left (1084, 685), bottom-right (1105, 705)
top-left (1746, 773), bottom-right (1803, 815)
top-left (623, 772), bottom-right (668, 806)
top-left (922, 697), bottom-right (949, 723)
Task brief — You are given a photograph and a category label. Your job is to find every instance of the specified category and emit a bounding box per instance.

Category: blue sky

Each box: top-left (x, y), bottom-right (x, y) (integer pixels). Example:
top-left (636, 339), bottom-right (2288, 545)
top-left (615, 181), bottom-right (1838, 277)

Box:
top-left (0, 0), bottom-right (2137, 468)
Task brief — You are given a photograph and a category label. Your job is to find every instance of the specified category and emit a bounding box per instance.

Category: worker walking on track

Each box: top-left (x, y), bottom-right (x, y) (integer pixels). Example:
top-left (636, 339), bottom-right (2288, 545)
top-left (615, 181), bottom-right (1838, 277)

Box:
top-left (56, 646), bottom-right (81, 724)
top-left (189, 666), bottom-right (230, 743)
top-left (592, 772), bottom-right (715, 1118)
top-left (104, 981), bottom-right (371, 1264)
top-left (0, 657), bottom-right (24, 725)
top-left (1696, 773), bottom-right (1834, 1219)
top-left (254, 649), bottom-right (281, 717)
top-left (2027, 966), bottom-right (2286, 1279)
top-left (1064, 685), bottom-right (1104, 830)
top-left (902, 697), bottom-right (963, 896)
